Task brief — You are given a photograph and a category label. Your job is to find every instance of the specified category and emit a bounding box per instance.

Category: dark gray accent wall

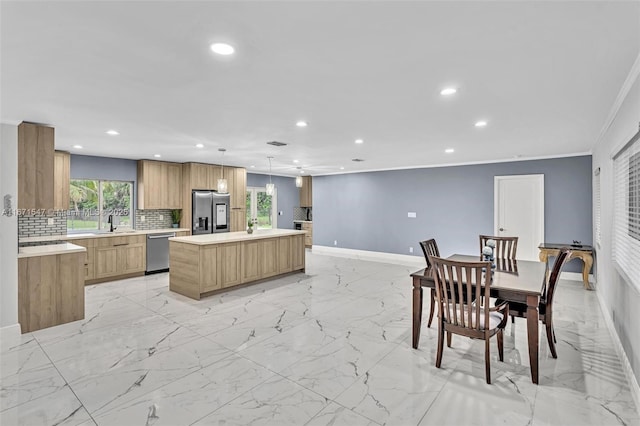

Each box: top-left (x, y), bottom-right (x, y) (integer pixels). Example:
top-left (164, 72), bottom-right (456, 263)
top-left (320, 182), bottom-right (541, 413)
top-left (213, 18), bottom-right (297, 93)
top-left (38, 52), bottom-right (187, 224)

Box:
top-left (70, 154), bottom-right (138, 208)
top-left (247, 173), bottom-right (298, 229)
top-left (314, 155), bottom-right (592, 273)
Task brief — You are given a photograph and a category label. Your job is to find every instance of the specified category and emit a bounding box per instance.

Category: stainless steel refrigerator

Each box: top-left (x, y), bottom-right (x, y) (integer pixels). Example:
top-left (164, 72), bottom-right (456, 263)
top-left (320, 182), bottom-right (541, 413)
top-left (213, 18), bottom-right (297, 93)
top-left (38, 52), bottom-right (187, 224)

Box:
top-left (192, 190), bottom-right (231, 235)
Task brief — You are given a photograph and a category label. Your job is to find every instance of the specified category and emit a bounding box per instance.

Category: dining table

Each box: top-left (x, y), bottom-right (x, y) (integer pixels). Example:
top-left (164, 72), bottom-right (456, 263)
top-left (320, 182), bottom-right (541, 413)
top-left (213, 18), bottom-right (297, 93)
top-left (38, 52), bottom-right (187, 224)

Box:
top-left (410, 254), bottom-right (547, 384)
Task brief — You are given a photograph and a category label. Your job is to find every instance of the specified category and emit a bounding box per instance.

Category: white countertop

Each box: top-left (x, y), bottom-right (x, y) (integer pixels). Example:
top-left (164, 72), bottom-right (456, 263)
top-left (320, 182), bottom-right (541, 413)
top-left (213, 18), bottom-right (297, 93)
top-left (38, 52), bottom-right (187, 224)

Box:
top-left (19, 228), bottom-right (190, 243)
top-left (18, 243), bottom-right (87, 258)
top-left (293, 220), bottom-right (312, 223)
top-left (170, 229), bottom-right (307, 245)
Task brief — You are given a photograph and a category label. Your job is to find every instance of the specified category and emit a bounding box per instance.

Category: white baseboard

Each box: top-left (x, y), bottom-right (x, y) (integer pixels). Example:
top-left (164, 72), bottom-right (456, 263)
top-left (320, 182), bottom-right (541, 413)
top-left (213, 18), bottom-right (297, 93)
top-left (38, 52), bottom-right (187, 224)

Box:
top-left (595, 290), bottom-right (640, 415)
top-left (312, 245), bottom-right (425, 268)
top-left (0, 323), bottom-right (22, 347)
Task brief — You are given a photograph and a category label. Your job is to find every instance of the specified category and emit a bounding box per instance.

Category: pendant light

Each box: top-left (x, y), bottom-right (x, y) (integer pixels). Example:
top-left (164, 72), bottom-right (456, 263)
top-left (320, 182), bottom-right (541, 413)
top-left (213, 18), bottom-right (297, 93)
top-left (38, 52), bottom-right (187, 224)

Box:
top-left (266, 156), bottom-right (275, 196)
top-left (295, 175), bottom-right (303, 188)
top-left (217, 148), bottom-right (228, 193)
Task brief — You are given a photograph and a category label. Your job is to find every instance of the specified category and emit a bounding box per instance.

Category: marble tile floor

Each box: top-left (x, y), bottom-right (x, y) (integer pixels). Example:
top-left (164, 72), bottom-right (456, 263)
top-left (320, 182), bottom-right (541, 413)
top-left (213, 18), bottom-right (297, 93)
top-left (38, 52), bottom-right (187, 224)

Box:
top-left (1, 252), bottom-right (638, 426)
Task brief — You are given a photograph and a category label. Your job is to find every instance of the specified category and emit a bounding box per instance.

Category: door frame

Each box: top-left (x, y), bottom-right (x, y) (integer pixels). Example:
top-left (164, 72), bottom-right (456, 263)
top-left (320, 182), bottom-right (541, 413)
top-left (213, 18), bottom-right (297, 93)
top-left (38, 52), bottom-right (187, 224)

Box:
top-left (494, 174), bottom-right (545, 257)
top-left (247, 186), bottom-right (278, 229)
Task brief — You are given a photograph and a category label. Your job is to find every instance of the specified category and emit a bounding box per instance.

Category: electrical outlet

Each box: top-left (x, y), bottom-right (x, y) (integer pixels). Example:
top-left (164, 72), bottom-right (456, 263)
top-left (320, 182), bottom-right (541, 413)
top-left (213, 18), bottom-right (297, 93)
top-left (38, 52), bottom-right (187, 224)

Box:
top-left (408, 212), bottom-right (417, 218)
top-left (334, 240), bottom-right (338, 246)
top-left (141, 216), bottom-right (145, 222)
top-left (159, 215), bottom-right (163, 221)
top-left (47, 218), bottom-right (54, 226)
top-left (409, 247), bottom-right (413, 253)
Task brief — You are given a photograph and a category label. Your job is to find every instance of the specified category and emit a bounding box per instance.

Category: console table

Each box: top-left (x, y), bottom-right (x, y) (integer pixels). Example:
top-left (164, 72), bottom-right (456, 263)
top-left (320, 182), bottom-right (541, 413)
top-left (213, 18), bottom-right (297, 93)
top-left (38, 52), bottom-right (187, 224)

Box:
top-left (538, 243), bottom-right (594, 290)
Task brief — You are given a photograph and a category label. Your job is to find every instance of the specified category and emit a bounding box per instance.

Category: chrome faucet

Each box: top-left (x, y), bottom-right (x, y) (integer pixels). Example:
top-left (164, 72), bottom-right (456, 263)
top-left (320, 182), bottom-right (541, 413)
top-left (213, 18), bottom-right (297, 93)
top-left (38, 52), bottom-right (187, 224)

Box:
top-left (107, 214), bottom-right (117, 232)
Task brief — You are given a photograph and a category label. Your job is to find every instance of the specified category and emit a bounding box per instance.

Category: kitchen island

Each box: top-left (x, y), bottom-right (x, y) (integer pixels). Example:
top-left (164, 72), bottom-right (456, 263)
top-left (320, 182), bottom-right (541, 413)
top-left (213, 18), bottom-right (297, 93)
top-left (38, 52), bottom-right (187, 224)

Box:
top-left (169, 229), bottom-right (307, 300)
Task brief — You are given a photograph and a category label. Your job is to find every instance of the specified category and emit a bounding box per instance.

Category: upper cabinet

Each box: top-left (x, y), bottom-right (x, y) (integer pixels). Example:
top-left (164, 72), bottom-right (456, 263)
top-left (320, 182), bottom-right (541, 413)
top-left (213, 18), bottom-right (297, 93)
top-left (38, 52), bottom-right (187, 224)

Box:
top-left (137, 160), bottom-right (182, 209)
top-left (224, 166), bottom-right (247, 209)
top-left (299, 176), bottom-right (312, 207)
top-left (18, 122), bottom-right (55, 209)
top-left (53, 151), bottom-right (70, 210)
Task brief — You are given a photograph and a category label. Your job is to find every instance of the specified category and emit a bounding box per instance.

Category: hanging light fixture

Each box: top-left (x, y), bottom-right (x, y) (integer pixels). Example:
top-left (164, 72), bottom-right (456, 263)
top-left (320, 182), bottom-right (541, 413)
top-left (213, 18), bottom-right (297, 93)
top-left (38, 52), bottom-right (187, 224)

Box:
top-left (295, 175), bottom-right (303, 188)
top-left (266, 156), bottom-right (275, 196)
top-left (217, 148), bottom-right (228, 193)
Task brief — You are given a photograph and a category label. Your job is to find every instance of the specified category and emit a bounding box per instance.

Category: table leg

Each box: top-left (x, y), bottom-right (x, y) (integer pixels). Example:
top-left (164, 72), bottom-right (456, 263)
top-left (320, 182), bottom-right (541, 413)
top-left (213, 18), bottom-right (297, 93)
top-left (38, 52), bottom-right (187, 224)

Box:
top-left (526, 294), bottom-right (539, 384)
top-left (412, 277), bottom-right (423, 349)
top-left (580, 253), bottom-right (593, 290)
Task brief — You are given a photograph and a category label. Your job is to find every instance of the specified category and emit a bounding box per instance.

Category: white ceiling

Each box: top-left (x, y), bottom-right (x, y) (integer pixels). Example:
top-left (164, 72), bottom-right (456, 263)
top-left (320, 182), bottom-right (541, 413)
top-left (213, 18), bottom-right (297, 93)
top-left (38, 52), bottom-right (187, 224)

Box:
top-left (1, 1), bottom-right (639, 176)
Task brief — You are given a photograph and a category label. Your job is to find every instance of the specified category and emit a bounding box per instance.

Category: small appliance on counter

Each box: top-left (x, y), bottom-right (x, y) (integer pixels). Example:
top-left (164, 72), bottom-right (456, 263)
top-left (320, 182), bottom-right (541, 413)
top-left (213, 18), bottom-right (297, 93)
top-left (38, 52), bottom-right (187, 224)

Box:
top-left (192, 190), bottom-right (231, 235)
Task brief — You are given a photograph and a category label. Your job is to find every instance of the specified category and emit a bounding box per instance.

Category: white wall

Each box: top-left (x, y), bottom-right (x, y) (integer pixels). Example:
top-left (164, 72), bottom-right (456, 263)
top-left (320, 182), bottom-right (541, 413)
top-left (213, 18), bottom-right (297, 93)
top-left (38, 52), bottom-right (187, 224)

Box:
top-left (0, 123), bottom-right (19, 340)
top-left (592, 58), bottom-right (640, 387)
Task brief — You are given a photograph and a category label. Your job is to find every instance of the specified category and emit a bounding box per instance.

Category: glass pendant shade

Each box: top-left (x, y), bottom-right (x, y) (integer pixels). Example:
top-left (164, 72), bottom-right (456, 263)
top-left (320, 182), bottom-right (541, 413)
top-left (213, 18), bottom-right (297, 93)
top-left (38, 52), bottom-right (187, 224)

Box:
top-left (295, 176), bottom-right (303, 187)
top-left (217, 178), bottom-right (228, 193)
top-left (266, 183), bottom-right (275, 196)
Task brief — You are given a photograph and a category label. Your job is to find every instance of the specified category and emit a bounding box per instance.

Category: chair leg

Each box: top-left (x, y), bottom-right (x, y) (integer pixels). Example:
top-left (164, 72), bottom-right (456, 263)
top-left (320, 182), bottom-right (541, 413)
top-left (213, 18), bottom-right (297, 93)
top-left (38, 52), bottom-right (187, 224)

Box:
top-left (436, 322), bottom-right (444, 368)
top-left (427, 289), bottom-right (435, 328)
top-left (485, 338), bottom-right (492, 384)
top-left (497, 330), bottom-right (504, 362)
top-left (546, 322), bottom-right (557, 359)
top-left (446, 331), bottom-right (452, 348)
top-left (511, 316), bottom-right (515, 324)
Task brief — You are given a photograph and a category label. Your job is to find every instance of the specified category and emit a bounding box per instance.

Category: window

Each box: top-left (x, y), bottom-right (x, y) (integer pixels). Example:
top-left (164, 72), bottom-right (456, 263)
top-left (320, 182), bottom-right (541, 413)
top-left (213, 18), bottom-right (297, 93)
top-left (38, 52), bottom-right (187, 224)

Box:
top-left (246, 187), bottom-right (277, 229)
top-left (68, 179), bottom-right (132, 231)
top-left (613, 129), bottom-right (640, 289)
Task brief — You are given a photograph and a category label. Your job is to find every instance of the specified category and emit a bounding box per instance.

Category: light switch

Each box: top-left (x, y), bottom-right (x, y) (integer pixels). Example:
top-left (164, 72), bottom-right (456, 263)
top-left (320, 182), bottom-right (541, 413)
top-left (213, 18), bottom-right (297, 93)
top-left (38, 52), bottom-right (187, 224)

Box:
top-left (159, 215), bottom-right (163, 221)
top-left (47, 218), bottom-right (54, 225)
top-left (141, 216), bottom-right (146, 222)
top-left (408, 212), bottom-right (417, 218)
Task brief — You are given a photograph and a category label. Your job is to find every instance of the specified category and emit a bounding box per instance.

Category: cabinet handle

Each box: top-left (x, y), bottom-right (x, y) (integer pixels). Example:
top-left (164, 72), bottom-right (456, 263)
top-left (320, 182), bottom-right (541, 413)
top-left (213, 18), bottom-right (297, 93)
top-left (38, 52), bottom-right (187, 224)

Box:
top-left (113, 243), bottom-right (129, 247)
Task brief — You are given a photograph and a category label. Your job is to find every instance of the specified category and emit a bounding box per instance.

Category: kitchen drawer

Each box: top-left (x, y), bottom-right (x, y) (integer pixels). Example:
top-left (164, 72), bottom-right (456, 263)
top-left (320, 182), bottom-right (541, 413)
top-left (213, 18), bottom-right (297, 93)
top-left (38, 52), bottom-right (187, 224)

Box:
top-left (97, 235), bottom-right (145, 247)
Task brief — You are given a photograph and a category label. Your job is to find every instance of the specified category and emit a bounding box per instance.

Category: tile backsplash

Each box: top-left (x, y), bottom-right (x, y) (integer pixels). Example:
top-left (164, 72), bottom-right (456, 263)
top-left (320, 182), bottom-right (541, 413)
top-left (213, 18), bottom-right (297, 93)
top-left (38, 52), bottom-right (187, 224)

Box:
top-left (18, 214), bottom-right (67, 238)
top-left (293, 207), bottom-right (312, 221)
top-left (135, 209), bottom-right (174, 230)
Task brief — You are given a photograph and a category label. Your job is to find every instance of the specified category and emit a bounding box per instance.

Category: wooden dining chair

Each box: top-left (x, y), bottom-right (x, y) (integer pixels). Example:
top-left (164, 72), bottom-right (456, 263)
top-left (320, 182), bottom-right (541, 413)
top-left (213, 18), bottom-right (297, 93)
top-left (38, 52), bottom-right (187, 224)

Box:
top-left (479, 235), bottom-right (519, 260)
top-left (428, 255), bottom-right (509, 384)
top-left (419, 239), bottom-right (440, 328)
top-left (496, 248), bottom-right (571, 358)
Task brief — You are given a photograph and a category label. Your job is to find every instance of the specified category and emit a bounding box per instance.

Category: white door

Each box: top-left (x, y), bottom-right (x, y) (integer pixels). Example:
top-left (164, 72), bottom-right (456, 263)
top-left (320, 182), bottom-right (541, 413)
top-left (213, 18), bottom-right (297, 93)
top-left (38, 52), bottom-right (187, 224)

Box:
top-left (246, 187), bottom-right (277, 229)
top-left (494, 175), bottom-right (544, 261)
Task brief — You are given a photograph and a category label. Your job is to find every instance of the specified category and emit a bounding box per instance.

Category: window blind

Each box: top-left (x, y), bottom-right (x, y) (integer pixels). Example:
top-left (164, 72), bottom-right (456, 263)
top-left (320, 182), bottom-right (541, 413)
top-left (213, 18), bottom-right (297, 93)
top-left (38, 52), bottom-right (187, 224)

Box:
top-left (613, 129), bottom-right (640, 289)
top-left (595, 168), bottom-right (601, 246)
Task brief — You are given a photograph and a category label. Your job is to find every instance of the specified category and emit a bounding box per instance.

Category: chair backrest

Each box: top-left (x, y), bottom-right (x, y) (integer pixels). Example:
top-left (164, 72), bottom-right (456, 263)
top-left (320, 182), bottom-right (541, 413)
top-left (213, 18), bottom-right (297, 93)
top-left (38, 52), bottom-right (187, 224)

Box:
top-left (419, 239), bottom-right (440, 268)
top-left (544, 248), bottom-right (572, 308)
top-left (428, 255), bottom-right (492, 333)
top-left (479, 235), bottom-right (519, 260)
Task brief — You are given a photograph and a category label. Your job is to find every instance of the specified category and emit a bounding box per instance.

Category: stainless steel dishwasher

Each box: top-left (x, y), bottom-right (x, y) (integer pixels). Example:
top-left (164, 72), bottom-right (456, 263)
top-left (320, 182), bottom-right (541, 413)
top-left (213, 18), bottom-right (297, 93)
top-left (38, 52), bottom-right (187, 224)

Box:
top-left (146, 232), bottom-right (176, 274)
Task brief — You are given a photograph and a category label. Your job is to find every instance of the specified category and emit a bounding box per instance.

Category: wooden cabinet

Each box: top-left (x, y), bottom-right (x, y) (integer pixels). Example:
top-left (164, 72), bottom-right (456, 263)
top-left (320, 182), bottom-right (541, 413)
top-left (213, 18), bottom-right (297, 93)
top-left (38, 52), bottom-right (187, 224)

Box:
top-left (278, 237), bottom-right (292, 273)
top-left (18, 122), bottom-right (55, 210)
top-left (19, 251), bottom-right (85, 333)
top-left (225, 167), bottom-right (247, 209)
top-left (93, 235), bottom-right (146, 281)
top-left (199, 246), bottom-right (219, 293)
top-left (302, 222), bottom-right (313, 247)
top-left (259, 239), bottom-right (279, 278)
top-left (54, 151), bottom-right (70, 210)
top-left (137, 160), bottom-right (182, 209)
top-left (218, 242), bottom-right (242, 288)
top-left (299, 176), bottom-right (312, 207)
top-left (230, 209), bottom-right (247, 232)
top-left (241, 240), bottom-right (260, 283)
top-left (291, 234), bottom-right (305, 270)
top-left (69, 238), bottom-right (96, 281)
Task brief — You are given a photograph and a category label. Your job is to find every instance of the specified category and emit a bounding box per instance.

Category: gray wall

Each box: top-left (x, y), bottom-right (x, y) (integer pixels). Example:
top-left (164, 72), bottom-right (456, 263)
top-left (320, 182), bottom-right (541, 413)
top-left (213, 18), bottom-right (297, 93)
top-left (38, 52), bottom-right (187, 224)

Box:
top-left (592, 72), bottom-right (640, 388)
top-left (70, 154), bottom-right (138, 206)
top-left (0, 123), bottom-right (18, 334)
top-left (247, 173), bottom-right (298, 229)
top-left (314, 155), bottom-right (592, 273)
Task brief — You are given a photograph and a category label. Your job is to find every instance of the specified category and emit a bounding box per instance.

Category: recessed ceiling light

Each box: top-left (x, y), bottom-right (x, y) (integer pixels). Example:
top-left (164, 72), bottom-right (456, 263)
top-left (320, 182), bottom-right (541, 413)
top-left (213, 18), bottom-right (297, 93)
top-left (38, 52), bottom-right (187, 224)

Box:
top-left (440, 87), bottom-right (457, 96)
top-left (445, 148), bottom-right (455, 154)
top-left (106, 130), bottom-right (119, 136)
top-left (250, 165), bottom-right (255, 168)
top-left (73, 145), bottom-right (83, 149)
top-left (293, 159), bottom-right (299, 163)
top-left (475, 121), bottom-right (488, 127)
top-left (339, 167), bottom-right (345, 170)
top-left (196, 143), bottom-right (204, 148)
top-left (300, 170), bottom-right (305, 174)
top-left (154, 154), bottom-right (161, 158)
top-left (355, 139), bottom-right (364, 144)
top-left (210, 43), bottom-right (235, 55)
top-left (296, 121), bottom-right (308, 127)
